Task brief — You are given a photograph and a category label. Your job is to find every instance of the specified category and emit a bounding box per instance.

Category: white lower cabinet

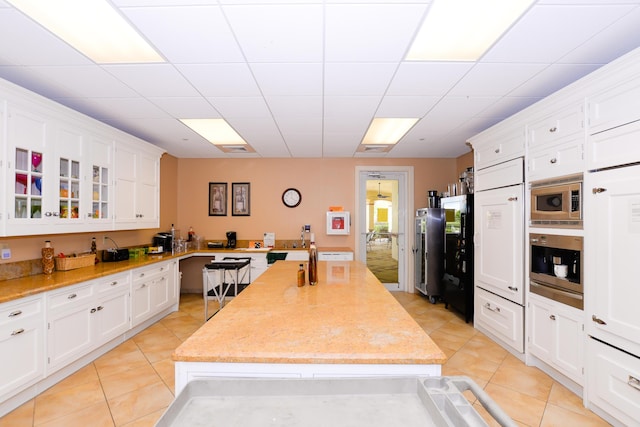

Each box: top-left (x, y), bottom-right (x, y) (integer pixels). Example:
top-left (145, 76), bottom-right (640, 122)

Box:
top-left (528, 293), bottom-right (583, 385)
top-left (474, 287), bottom-right (524, 353)
top-left (0, 295), bottom-right (45, 401)
top-left (131, 260), bottom-right (176, 327)
top-left (92, 273), bottom-right (130, 345)
top-left (587, 338), bottom-right (640, 426)
top-left (46, 282), bottom-right (95, 373)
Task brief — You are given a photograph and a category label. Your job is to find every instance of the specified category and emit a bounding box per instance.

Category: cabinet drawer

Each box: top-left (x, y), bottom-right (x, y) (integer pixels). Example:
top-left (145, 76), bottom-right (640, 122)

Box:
top-left (588, 77), bottom-right (640, 135)
top-left (587, 338), bottom-right (640, 426)
top-left (47, 283), bottom-right (93, 311)
top-left (132, 262), bottom-right (170, 282)
top-left (95, 272), bottom-right (130, 295)
top-left (0, 295), bottom-right (43, 326)
top-left (527, 139), bottom-right (584, 181)
top-left (474, 287), bottom-right (524, 353)
top-left (475, 158), bottom-right (523, 192)
top-left (527, 105), bottom-right (584, 150)
top-left (473, 126), bottom-right (525, 170)
top-left (587, 118), bottom-right (640, 171)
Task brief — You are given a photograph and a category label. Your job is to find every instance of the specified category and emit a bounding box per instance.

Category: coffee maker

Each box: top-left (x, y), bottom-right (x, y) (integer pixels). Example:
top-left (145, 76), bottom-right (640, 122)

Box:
top-left (226, 231), bottom-right (236, 249)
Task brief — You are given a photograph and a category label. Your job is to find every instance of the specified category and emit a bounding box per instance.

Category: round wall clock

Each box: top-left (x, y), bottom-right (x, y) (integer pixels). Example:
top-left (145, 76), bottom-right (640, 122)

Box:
top-left (282, 188), bottom-right (302, 208)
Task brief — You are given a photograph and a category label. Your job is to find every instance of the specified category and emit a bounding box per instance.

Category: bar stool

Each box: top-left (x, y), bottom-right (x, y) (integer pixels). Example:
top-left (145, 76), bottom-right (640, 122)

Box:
top-left (202, 258), bottom-right (251, 321)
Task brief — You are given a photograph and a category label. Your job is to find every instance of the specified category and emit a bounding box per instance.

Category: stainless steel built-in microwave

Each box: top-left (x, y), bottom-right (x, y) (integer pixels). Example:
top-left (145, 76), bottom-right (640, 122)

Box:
top-left (530, 174), bottom-right (582, 228)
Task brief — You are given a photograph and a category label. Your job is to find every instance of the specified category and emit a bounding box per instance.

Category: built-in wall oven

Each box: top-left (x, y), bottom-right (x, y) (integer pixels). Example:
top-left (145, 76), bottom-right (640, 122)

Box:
top-left (529, 233), bottom-right (583, 310)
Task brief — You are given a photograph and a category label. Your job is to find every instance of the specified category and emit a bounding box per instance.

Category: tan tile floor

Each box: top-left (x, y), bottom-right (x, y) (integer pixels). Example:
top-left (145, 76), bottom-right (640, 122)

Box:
top-left (0, 292), bottom-right (611, 426)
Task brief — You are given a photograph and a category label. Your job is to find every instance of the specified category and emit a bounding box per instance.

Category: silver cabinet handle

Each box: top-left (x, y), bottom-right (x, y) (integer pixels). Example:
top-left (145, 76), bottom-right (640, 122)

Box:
top-left (592, 187), bottom-right (607, 194)
top-left (90, 308), bottom-right (97, 313)
top-left (8, 310), bottom-right (22, 317)
top-left (111, 281), bottom-right (118, 286)
top-left (549, 314), bottom-right (556, 320)
top-left (628, 375), bottom-right (640, 391)
top-left (97, 306), bottom-right (104, 311)
top-left (592, 315), bottom-right (607, 325)
top-left (549, 127), bottom-right (557, 133)
top-left (550, 158), bottom-right (557, 164)
top-left (139, 273), bottom-right (145, 278)
top-left (494, 147), bottom-right (501, 154)
top-left (508, 286), bottom-right (518, 292)
top-left (484, 302), bottom-right (501, 313)
top-left (508, 196), bottom-right (518, 201)
top-left (68, 293), bottom-right (77, 299)
top-left (11, 328), bottom-right (25, 336)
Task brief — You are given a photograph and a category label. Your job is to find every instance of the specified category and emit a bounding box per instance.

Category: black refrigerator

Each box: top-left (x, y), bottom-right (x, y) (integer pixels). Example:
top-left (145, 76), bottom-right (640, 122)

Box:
top-left (414, 208), bottom-right (445, 304)
top-left (441, 195), bottom-right (474, 322)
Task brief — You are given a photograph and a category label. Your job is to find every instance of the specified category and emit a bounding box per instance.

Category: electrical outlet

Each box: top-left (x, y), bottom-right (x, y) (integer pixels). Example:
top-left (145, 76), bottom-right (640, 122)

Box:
top-left (1, 246), bottom-right (10, 259)
top-left (103, 236), bottom-right (108, 244)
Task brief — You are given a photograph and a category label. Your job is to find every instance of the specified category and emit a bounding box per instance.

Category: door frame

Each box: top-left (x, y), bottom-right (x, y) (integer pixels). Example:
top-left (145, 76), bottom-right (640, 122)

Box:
top-left (355, 166), bottom-right (415, 292)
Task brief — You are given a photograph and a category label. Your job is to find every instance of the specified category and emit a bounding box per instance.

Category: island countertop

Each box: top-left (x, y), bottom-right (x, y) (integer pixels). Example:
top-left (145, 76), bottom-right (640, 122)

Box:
top-left (172, 260), bottom-right (446, 366)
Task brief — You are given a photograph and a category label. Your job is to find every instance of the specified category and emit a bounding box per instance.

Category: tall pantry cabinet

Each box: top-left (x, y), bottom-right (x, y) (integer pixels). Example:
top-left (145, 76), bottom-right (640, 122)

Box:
top-left (469, 127), bottom-right (526, 354)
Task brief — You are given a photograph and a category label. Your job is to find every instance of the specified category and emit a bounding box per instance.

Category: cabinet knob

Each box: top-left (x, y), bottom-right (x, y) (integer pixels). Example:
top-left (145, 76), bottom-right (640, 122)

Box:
top-left (97, 306), bottom-right (104, 311)
top-left (508, 196), bottom-right (518, 202)
top-left (549, 158), bottom-right (557, 164)
top-left (508, 286), bottom-right (518, 292)
top-left (592, 187), bottom-right (607, 194)
top-left (549, 314), bottom-right (556, 320)
top-left (90, 308), bottom-right (97, 313)
top-left (494, 147), bottom-right (501, 154)
top-left (67, 293), bottom-right (77, 299)
top-left (111, 281), bottom-right (118, 286)
top-left (549, 126), bottom-right (557, 133)
top-left (592, 315), bottom-right (607, 325)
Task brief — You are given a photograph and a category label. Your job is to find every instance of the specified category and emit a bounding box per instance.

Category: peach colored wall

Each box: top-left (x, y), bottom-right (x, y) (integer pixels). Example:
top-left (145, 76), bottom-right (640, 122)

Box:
top-left (175, 157), bottom-right (459, 249)
top-left (456, 150), bottom-right (474, 175)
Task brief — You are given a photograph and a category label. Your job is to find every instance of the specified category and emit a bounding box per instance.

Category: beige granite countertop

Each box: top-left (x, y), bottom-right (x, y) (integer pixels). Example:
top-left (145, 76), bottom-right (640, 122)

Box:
top-left (0, 247), bottom-right (353, 304)
top-left (172, 261), bottom-right (446, 366)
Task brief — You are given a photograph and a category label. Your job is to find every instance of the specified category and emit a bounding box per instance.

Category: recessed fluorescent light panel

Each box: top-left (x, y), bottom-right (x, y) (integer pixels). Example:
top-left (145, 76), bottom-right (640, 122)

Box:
top-left (357, 118), bottom-right (418, 153)
top-left (406, 0), bottom-right (534, 61)
top-left (7, 0), bottom-right (163, 64)
top-left (181, 119), bottom-right (254, 153)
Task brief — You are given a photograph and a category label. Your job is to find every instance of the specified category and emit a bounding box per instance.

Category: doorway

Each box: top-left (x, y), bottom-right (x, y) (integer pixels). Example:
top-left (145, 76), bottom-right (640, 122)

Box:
top-left (356, 167), bottom-right (413, 292)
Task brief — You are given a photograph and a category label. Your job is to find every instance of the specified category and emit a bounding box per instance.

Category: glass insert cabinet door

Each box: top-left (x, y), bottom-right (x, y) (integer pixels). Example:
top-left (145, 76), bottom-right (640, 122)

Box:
top-left (14, 147), bottom-right (43, 219)
top-left (92, 165), bottom-right (109, 219)
top-left (59, 157), bottom-right (80, 220)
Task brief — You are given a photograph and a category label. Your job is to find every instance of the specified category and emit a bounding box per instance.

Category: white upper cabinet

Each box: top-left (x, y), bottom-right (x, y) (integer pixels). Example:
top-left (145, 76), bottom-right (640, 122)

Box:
top-left (472, 124), bottom-right (526, 171)
top-left (587, 77), bottom-right (640, 136)
top-left (526, 103), bottom-right (585, 181)
top-left (114, 140), bottom-right (161, 230)
top-left (0, 78), bottom-right (163, 236)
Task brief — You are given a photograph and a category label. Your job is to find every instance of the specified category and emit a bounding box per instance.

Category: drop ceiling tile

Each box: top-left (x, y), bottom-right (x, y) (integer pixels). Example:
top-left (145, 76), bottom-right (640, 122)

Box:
top-left (277, 117), bottom-right (323, 136)
top-left (483, 4), bottom-right (637, 63)
top-left (324, 63), bottom-right (397, 96)
top-left (177, 64), bottom-right (260, 97)
top-left (509, 63), bottom-right (602, 97)
top-left (148, 97), bottom-right (220, 118)
top-left (449, 63), bottom-right (548, 97)
top-left (0, 66), bottom-right (71, 100)
top-left (102, 64), bottom-right (200, 97)
top-left (386, 62), bottom-right (473, 96)
top-left (0, 10), bottom-right (92, 66)
top-left (473, 96), bottom-right (542, 120)
top-left (122, 5), bottom-right (244, 63)
top-left (113, 0), bottom-right (214, 6)
top-left (208, 96), bottom-right (272, 119)
top-left (250, 63), bottom-right (323, 96)
top-left (79, 98), bottom-right (170, 119)
top-left (23, 65), bottom-right (139, 98)
top-left (222, 4), bottom-right (323, 62)
top-left (265, 96), bottom-right (322, 119)
top-left (324, 3), bottom-right (428, 62)
top-left (558, 6), bottom-right (640, 64)
top-left (375, 95), bottom-right (440, 118)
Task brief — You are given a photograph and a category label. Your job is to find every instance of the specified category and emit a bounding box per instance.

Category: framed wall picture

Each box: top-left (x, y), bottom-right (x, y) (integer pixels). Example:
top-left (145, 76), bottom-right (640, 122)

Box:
top-left (209, 182), bottom-right (227, 216)
top-left (326, 211), bottom-right (350, 235)
top-left (232, 182), bottom-right (250, 216)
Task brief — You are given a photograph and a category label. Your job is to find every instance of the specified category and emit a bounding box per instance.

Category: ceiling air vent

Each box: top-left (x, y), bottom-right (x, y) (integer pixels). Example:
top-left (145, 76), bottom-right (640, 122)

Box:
top-left (217, 144), bottom-right (256, 153)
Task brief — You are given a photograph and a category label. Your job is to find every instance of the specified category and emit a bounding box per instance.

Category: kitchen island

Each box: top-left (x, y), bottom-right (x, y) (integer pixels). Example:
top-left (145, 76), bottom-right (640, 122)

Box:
top-left (172, 260), bottom-right (446, 394)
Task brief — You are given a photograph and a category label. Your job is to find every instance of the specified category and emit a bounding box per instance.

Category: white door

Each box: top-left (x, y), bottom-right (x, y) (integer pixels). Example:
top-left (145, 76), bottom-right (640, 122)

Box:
top-left (357, 169), bottom-right (410, 292)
